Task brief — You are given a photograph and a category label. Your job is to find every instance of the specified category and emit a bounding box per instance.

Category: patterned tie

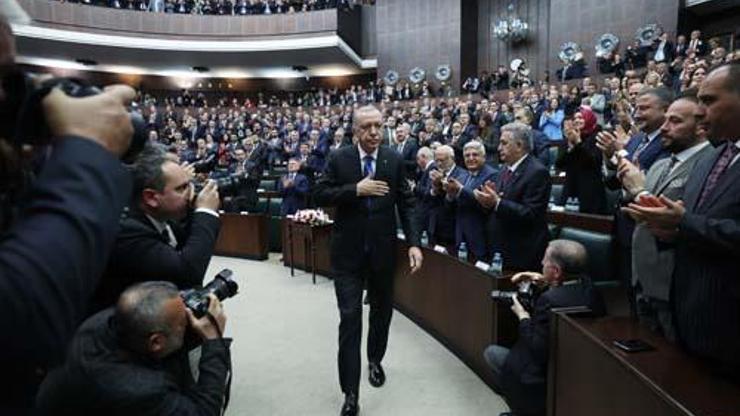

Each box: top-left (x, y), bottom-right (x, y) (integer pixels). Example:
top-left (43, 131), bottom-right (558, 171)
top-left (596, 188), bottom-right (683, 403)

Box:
top-left (363, 155), bottom-right (374, 209)
top-left (631, 134), bottom-right (651, 163)
top-left (500, 168), bottom-right (513, 189)
top-left (697, 143), bottom-right (740, 208)
top-left (655, 155), bottom-right (679, 189)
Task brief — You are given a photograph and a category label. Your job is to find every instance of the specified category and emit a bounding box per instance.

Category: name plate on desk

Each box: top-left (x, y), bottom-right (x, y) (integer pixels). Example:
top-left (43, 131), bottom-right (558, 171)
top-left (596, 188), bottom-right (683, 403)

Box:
top-left (475, 261), bottom-right (490, 271)
top-left (433, 245), bottom-right (448, 254)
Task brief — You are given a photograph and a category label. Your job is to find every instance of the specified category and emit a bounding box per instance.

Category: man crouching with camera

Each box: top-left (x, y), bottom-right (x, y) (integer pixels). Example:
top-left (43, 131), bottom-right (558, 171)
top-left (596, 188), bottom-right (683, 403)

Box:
top-left (485, 240), bottom-right (606, 416)
top-left (36, 279), bottom-right (232, 415)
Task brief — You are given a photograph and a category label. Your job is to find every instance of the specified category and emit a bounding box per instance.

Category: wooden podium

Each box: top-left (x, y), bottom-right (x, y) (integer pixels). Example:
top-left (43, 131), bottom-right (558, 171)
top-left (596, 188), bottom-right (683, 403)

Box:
top-left (213, 213), bottom-right (269, 260)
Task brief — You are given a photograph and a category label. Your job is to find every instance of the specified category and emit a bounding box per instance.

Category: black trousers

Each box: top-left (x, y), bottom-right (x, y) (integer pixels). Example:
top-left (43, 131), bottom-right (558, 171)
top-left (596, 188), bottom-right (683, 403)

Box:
top-left (333, 250), bottom-right (395, 396)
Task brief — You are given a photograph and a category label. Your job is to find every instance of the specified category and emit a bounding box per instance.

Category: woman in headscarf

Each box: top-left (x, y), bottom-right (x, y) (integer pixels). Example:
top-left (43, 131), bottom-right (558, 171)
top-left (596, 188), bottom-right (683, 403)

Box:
top-left (555, 106), bottom-right (608, 214)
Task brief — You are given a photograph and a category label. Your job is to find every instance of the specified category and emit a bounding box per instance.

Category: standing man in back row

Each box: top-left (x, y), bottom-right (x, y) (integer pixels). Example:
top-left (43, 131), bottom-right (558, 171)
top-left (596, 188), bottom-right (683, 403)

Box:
top-left (314, 105), bottom-right (423, 416)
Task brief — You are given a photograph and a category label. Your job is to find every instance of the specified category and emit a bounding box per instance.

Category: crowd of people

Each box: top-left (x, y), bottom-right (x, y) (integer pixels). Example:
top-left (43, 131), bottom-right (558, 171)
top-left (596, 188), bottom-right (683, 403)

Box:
top-left (2, 4), bottom-right (739, 413)
top-left (52, 0), bottom-right (373, 14)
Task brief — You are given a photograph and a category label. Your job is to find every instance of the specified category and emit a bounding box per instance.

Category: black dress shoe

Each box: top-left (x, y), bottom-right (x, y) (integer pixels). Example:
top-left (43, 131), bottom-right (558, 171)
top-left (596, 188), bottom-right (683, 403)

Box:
top-left (368, 362), bottom-right (385, 387)
top-left (340, 393), bottom-right (359, 416)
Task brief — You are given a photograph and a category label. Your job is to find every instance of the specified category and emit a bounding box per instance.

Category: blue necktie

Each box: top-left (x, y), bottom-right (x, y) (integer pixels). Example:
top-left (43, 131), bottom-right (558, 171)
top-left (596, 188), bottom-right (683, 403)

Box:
top-left (363, 155), bottom-right (374, 209)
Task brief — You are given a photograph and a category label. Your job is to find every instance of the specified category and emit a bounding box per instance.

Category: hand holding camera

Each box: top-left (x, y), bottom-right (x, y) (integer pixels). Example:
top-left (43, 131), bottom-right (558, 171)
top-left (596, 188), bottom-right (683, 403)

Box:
top-left (186, 294), bottom-right (227, 341)
top-left (42, 84), bottom-right (136, 156)
top-left (195, 179), bottom-right (220, 211)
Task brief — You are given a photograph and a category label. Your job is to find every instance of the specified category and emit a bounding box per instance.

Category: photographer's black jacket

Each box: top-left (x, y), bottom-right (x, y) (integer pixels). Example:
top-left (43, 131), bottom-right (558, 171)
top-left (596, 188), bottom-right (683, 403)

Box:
top-left (36, 309), bottom-right (232, 416)
top-left (91, 208), bottom-right (221, 313)
top-left (502, 276), bottom-right (605, 416)
top-left (0, 137), bottom-right (132, 412)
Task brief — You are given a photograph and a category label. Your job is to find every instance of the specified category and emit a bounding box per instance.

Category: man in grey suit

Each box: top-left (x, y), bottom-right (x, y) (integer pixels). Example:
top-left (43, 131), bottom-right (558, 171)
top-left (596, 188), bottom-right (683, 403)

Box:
top-left (619, 90), bottom-right (712, 341)
top-left (625, 63), bottom-right (740, 372)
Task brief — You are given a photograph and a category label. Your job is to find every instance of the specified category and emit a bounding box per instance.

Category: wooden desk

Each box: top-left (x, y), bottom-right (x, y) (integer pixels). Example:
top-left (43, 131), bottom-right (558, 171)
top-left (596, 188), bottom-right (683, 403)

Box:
top-left (393, 242), bottom-right (517, 389)
top-left (547, 210), bottom-right (614, 234)
top-left (214, 213), bottom-right (269, 260)
top-left (548, 312), bottom-right (740, 416)
top-left (281, 220), bottom-right (332, 283)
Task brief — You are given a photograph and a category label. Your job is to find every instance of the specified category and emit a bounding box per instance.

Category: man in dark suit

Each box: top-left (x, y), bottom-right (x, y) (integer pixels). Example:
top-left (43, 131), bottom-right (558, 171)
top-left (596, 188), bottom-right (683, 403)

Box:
top-left (391, 123), bottom-right (419, 179)
top-left (381, 115), bottom-right (397, 147)
top-left (626, 63), bottom-right (740, 372)
top-left (598, 87), bottom-right (672, 306)
top-left (483, 240), bottom-right (605, 416)
top-left (428, 145), bottom-right (467, 251)
top-left (37, 282), bottom-right (231, 416)
top-left (279, 157), bottom-right (310, 216)
top-left (413, 146), bottom-right (436, 239)
top-left (91, 144), bottom-right (221, 313)
top-left (313, 105), bottom-right (423, 416)
top-left (445, 141), bottom-right (498, 261)
top-left (0, 76), bottom-right (135, 411)
top-left (475, 122), bottom-right (551, 271)
top-left (619, 91), bottom-right (712, 341)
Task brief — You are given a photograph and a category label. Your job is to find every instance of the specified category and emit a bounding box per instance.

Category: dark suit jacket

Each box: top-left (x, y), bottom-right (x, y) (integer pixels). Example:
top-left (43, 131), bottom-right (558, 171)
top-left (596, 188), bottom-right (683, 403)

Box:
top-left (486, 155), bottom-right (551, 271)
top-left (313, 145), bottom-right (419, 273)
top-left (502, 278), bottom-right (605, 415)
top-left (556, 131), bottom-right (608, 214)
top-left (393, 138), bottom-right (419, 179)
top-left (92, 210), bottom-right (221, 313)
top-left (279, 173), bottom-right (310, 216)
top-left (0, 138), bottom-right (131, 412)
top-left (450, 164), bottom-right (499, 259)
top-left (414, 161), bottom-right (437, 234)
top-left (606, 132), bottom-right (669, 245)
top-left (36, 309), bottom-right (231, 416)
top-left (672, 142), bottom-right (740, 367)
top-left (429, 165), bottom-right (467, 245)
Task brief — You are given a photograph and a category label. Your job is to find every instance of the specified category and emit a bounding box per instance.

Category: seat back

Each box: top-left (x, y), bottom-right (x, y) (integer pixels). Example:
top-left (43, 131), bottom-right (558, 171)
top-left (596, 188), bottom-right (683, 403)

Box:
top-left (259, 179), bottom-right (277, 191)
top-left (550, 184), bottom-right (563, 204)
top-left (558, 227), bottom-right (615, 283)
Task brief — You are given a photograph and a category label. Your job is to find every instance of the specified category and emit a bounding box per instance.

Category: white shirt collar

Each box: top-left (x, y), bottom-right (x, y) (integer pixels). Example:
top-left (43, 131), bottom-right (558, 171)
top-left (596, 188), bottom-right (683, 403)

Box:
top-left (674, 141), bottom-right (710, 163)
top-left (358, 144), bottom-right (379, 161)
top-left (145, 214), bottom-right (168, 235)
top-left (508, 154), bottom-right (529, 173)
top-left (646, 128), bottom-right (661, 143)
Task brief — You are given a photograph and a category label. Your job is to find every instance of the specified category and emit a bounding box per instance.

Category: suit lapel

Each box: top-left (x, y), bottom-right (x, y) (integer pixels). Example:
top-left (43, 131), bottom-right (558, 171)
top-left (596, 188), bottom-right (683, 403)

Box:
top-left (348, 145), bottom-right (363, 183)
top-left (701, 144), bottom-right (740, 210)
top-left (685, 145), bottom-right (721, 211)
top-left (374, 146), bottom-right (391, 183)
top-left (654, 145), bottom-right (710, 196)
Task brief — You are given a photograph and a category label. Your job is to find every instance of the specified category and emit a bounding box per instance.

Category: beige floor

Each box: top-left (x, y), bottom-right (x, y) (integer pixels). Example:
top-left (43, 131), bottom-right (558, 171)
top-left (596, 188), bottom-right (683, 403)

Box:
top-left (209, 254), bottom-right (508, 416)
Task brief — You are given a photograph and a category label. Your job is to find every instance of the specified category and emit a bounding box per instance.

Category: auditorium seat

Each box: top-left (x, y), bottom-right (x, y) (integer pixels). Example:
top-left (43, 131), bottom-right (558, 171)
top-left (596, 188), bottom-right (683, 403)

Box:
top-left (259, 179), bottom-right (277, 191)
top-left (268, 198), bottom-right (283, 252)
top-left (550, 184), bottom-right (563, 204)
top-left (548, 146), bottom-right (560, 167)
top-left (558, 227), bottom-right (615, 284)
top-left (256, 198), bottom-right (269, 214)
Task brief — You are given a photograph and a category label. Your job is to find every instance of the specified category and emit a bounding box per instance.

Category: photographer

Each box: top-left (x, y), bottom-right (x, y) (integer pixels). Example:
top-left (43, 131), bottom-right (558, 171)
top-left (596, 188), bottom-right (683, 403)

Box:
top-left (37, 281), bottom-right (232, 416)
top-left (90, 143), bottom-right (221, 313)
top-left (484, 240), bottom-right (605, 416)
top-left (0, 15), bottom-right (136, 411)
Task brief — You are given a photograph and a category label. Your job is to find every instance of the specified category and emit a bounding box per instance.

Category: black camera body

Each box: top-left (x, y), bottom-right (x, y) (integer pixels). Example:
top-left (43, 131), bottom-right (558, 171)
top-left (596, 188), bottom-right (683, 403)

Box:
top-left (491, 281), bottom-right (544, 313)
top-left (181, 269), bottom-right (239, 318)
top-left (1, 71), bottom-right (147, 163)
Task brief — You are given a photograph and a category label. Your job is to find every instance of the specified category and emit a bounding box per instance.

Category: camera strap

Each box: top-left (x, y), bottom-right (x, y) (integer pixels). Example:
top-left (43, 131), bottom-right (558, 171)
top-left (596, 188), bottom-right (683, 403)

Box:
top-left (206, 312), bottom-right (232, 415)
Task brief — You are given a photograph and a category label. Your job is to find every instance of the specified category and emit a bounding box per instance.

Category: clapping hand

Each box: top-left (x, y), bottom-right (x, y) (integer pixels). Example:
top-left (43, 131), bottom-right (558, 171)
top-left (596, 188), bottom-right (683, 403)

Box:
top-left (473, 180), bottom-right (499, 209)
top-left (445, 177), bottom-right (463, 197)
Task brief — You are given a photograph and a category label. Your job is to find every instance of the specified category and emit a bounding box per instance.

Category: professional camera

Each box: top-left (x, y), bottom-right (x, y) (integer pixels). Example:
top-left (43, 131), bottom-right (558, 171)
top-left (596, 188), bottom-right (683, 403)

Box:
top-left (0, 70), bottom-right (147, 163)
top-left (181, 269), bottom-right (239, 318)
top-left (491, 281), bottom-right (544, 313)
top-left (192, 171), bottom-right (250, 196)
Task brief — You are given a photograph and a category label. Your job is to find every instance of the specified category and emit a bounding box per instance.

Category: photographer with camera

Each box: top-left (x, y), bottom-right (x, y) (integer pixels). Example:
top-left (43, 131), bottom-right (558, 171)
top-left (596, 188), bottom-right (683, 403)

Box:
top-left (90, 143), bottom-right (221, 313)
top-left (0, 13), bottom-right (139, 411)
top-left (485, 240), bottom-right (605, 416)
top-left (37, 280), bottom-right (232, 416)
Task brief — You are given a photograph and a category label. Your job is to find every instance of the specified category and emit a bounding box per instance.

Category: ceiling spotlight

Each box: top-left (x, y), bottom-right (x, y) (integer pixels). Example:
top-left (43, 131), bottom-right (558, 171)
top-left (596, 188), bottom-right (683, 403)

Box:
top-left (291, 65), bottom-right (308, 72)
top-left (192, 66), bottom-right (209, 73)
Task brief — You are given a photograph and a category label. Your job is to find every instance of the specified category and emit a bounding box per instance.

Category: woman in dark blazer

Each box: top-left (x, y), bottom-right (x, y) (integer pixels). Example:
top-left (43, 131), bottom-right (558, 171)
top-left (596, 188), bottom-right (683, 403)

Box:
top-left (555, 107), bottom-right (608, 214)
